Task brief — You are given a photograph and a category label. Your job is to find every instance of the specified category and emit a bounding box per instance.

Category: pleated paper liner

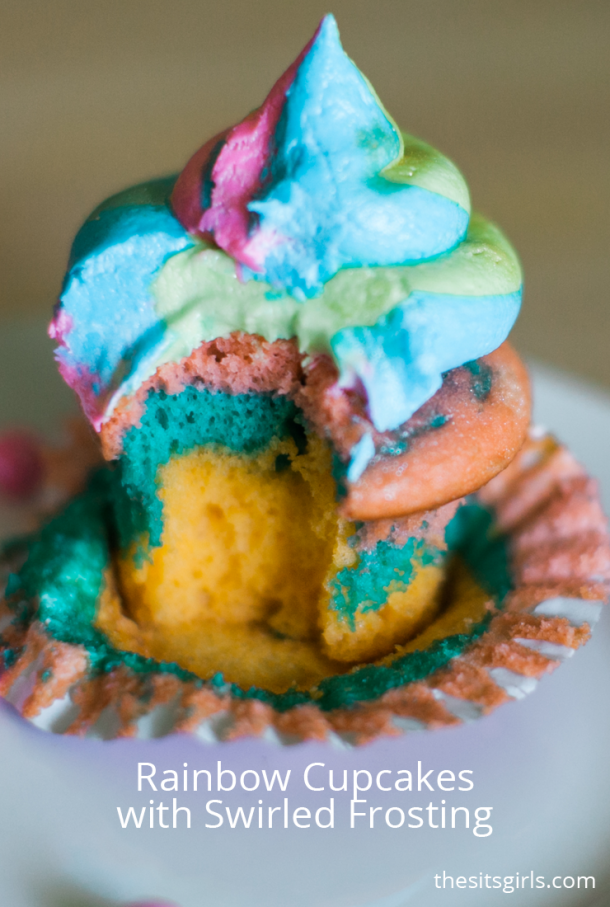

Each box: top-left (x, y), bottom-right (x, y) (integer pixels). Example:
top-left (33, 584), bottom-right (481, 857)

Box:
top-left (1, 428), bottom-right (608, 746)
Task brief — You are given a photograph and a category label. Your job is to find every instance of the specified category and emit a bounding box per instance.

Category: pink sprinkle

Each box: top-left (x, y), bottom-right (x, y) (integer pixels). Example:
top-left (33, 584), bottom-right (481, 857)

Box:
top-left (0, 430), bottom-right (44, 500)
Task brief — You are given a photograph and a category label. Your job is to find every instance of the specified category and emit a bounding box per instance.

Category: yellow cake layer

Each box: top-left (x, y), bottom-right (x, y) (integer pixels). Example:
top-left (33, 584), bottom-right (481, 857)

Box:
top-left (98, 555), bottom-right (491, 693)
top-left (109, 435), bottom-right (457, 691)
top-left (320, 559), bottom-right (446, 663)
top-left (117, 435), bottom-right (341, 638)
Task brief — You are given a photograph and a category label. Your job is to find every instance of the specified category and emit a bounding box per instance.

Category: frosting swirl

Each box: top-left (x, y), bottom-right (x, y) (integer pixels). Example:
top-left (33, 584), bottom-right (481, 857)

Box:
top-left (50, 14), bottom-right (522, 452)
top-left (172, 15), bottom-right (469, 298)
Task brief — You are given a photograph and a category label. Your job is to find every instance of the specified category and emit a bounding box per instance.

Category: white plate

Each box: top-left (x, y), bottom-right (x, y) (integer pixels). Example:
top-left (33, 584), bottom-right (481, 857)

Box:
top-left (0, 324), bottom-right (608, 907)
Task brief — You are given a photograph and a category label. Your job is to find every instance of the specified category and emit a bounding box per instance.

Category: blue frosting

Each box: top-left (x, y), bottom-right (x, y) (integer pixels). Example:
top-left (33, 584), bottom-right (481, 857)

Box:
top-left (347, 433), bottom-right (376, 483)
top-left (56, 179), bottom-right (194, 414)
top-left (332, 288), bottom-right (522, 432)
top-left (246, 15), bottom-right (469, 299)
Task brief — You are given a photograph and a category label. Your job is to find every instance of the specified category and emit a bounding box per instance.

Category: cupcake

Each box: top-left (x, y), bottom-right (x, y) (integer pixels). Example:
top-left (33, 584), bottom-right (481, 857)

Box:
top-left (1, 15), bottom-right (608, 744)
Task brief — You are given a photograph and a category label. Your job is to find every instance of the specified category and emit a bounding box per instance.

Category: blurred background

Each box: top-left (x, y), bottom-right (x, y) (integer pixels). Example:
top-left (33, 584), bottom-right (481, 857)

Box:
top-left (1, 0), bottom-right (609, 396)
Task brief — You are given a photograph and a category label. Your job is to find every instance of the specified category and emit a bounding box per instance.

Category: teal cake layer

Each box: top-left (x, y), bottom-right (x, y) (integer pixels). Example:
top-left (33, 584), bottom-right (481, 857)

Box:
top-left (112, 387), bottom-right (302, 551)
top-left (2, 477), bottom-right (509, 712)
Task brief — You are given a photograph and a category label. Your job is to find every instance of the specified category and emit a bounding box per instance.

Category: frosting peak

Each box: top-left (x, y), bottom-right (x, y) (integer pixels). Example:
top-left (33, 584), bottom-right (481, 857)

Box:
top-left (172, 14), bottom-right (469, 298)
top-left (51, 16), bottom-right (521, 454)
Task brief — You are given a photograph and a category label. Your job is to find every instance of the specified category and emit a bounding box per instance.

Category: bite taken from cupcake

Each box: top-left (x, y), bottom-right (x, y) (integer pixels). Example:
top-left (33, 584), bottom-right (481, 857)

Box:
top-left (1, 15), bottom-right (607, 744)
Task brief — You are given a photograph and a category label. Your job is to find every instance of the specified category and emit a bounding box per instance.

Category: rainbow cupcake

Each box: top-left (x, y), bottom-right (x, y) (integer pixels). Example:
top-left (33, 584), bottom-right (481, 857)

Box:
top-left (1, 16), bottom-right (607, 743)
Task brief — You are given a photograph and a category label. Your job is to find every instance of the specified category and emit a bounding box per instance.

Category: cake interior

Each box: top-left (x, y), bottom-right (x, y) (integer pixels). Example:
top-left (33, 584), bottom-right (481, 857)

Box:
top-left (6, 444), bottom-right (507, 710)
top-left (98, 385), bottom-right (451, 693)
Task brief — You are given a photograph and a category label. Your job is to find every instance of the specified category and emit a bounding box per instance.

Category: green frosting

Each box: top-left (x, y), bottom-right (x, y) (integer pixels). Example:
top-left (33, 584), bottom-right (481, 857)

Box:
top-left (133, 212), bottom-right (520, 405)
top-left (383, 132), bottom-right (471, 211)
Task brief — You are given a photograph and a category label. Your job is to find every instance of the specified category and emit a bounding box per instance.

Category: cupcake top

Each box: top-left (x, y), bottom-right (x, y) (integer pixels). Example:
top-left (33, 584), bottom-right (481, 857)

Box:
top-left (50, 14), bottom-right (522, 477)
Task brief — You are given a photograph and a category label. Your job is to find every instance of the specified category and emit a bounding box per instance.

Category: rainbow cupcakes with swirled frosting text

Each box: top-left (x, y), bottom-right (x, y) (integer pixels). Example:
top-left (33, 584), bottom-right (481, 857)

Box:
top-left (0, 15), bottom-right (607, 743)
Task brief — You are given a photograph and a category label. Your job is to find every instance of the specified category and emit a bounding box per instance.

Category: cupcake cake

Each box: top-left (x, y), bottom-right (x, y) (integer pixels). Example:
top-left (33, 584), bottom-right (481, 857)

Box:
top-left (1, 15), bottom-right (608, 744)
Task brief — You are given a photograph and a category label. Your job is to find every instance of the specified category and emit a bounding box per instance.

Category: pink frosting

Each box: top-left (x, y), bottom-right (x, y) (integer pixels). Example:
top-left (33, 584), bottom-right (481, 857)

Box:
top-left (171, 21), bottom-right (320, 267)
top-left (48, 308), bottom-right (73, 345)
top-left (56, 361), bottom-right (105, 432)
top-left (170, 127), bottom-right (229, 240)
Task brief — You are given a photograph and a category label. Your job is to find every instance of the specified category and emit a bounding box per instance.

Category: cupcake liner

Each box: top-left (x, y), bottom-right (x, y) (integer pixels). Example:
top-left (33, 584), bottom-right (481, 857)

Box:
top-left (0, 428), bottom-right (608, 746)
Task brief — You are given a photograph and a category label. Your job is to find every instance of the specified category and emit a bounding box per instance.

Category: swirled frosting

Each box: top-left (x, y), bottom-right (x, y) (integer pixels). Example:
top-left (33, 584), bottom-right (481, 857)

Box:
top-left (50, 14), bottom-right (522, 457)
top-left (172, 15), bottom-right (469, 298)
